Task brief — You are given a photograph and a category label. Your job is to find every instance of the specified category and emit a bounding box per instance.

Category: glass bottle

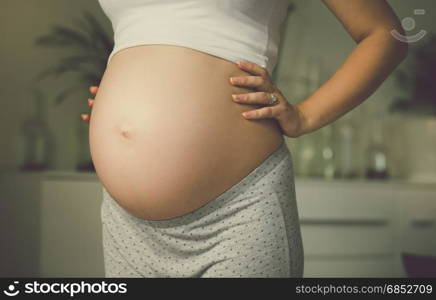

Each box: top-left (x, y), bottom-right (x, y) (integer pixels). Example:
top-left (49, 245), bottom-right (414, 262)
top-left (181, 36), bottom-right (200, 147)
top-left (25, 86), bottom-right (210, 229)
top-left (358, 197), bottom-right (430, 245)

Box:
top-left (294, 134), bottom-right (317, 177)
top-left (335, 112), bottom-right (358, 178)
top-left (365, 114), bottom-right (389, 179)
top-left (320, 124), bottom-right (336, 180)
top-left (16, 88), bottom-right (53, 171)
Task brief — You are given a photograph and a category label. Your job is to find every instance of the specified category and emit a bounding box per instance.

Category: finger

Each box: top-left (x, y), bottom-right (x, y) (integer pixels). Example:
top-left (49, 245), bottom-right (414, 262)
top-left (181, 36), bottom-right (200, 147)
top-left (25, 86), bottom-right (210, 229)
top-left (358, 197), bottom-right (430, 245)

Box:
top-left (232, 92), bottom-right (276, 105)
top-left (230, 75), bottom-right (272, 91)
top-left (89, 86), bottom-right (99, 94)
top-left (236, 60), bottom-right (269, 78)
top-left (87, 98), bottom-right (95, 107)
top-left (80, 114), bottom-right (90, 122)
top-left (241, 106), bottom-right (279, 119)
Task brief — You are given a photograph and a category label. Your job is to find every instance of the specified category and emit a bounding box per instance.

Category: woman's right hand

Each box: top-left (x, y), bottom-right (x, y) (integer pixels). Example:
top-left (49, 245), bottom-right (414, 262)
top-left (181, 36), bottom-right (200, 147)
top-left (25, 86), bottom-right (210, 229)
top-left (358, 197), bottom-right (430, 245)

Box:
top-left (81, 85), bottom-right (99, 123)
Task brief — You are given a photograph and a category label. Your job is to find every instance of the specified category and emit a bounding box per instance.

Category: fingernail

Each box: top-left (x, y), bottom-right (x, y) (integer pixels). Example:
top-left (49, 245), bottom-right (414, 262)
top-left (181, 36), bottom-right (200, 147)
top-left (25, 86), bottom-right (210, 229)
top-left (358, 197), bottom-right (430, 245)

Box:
top-left (232, 94), bottom-right (239, 101)
top-left (242, 112), bottom-right (249, 118)
top-left (230, 77), bottom-right (239, 84)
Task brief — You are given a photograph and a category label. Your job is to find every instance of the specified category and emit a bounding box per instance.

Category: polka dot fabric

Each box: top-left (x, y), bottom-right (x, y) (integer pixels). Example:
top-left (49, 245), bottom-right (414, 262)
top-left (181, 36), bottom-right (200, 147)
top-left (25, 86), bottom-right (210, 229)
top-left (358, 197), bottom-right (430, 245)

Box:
top-left (100, 141), bottom-right (304, 278)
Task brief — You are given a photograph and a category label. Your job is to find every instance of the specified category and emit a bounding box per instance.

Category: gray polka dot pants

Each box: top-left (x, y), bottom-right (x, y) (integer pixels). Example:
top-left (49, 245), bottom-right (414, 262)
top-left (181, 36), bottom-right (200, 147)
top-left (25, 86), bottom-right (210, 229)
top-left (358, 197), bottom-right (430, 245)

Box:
top-left (100, 141), bottom-right (304, 278)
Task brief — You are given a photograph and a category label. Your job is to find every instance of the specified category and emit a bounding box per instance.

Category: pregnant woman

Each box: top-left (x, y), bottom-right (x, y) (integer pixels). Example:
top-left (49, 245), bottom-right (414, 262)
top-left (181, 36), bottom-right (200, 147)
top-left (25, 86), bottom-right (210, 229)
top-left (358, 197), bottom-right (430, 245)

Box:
top-left (81, 0), bottom-right (408, 277)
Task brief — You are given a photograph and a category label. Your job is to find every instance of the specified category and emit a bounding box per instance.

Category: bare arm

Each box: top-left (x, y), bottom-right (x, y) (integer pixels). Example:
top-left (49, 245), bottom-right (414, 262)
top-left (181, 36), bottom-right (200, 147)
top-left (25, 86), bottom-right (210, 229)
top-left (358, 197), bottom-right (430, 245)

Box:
top-left (296, 0), bottom-right (409, 135)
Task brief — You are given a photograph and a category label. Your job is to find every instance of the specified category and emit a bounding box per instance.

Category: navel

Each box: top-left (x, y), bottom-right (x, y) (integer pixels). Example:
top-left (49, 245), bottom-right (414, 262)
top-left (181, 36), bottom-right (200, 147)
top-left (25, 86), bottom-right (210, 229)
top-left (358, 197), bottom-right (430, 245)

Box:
top-left (118, 123), bottom-right (134, 139)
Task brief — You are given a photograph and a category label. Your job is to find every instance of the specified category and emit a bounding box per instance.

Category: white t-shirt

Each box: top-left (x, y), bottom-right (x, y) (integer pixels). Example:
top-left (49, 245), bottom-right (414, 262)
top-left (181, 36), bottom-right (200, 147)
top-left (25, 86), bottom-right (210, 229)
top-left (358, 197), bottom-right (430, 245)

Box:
top-left (98, 0), bottom-right (290, 75)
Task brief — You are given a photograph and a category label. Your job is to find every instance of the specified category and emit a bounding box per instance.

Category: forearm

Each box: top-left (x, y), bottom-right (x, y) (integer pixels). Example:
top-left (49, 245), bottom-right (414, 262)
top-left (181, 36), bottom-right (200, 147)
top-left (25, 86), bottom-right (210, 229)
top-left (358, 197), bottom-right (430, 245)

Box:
top-left (295, 30), bottom-right (408, 135)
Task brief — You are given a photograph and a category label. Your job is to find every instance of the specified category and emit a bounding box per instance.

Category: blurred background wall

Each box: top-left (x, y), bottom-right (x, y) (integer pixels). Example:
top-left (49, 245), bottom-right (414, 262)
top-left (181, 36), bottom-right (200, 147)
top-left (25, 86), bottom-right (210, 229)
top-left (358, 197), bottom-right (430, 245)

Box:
top-left (275, 0), bottom-right (436, 181)
top-left (0, 0), bottom-right (435, 178)
top-left (0, 0), bottom-right (109, 171)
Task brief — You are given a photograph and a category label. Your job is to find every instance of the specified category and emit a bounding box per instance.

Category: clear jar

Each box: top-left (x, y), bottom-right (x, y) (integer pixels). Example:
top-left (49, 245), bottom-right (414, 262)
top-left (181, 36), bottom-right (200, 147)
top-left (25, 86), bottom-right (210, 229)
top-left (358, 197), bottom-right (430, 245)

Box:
top-left (320, 124), bottom-right (336, 180)
top-left (335, 112), bottom-right (359, 178)
top-left (365, 115), bottom-right (389, 179)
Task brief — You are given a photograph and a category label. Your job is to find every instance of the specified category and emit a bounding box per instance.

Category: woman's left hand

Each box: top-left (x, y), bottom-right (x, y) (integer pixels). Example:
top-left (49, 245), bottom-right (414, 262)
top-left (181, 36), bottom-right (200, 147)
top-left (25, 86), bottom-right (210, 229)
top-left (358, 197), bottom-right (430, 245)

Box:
top-left (230, 60), bottom-right (308, 138)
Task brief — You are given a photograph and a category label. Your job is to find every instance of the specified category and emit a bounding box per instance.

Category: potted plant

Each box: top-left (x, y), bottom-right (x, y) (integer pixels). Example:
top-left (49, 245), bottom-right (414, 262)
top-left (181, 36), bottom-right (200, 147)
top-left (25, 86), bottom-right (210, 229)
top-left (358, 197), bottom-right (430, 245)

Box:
top-left (33, 10), bottom-right (114, 171)
top-left (389, 33), bottom-right (436, 182)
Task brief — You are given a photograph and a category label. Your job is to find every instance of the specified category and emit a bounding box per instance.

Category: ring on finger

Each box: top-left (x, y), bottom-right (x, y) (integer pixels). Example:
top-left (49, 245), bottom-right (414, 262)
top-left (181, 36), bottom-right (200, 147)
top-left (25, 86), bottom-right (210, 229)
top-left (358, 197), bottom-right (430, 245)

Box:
top-left (268, 92), bottom-right (279, 106)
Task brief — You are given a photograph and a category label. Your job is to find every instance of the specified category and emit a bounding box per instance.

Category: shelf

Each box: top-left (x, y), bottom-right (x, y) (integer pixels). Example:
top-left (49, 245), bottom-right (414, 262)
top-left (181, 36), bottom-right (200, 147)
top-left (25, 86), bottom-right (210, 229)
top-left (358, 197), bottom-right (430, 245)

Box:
top-left (0, 169), bottom-right (98, 181)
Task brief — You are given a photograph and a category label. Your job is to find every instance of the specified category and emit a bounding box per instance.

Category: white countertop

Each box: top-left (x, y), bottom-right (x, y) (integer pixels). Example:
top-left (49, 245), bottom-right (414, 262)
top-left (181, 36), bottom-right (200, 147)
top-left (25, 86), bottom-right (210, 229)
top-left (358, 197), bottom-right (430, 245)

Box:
top-left (1, 169), bottom-right (436, 188)
top-left (0, 169), bottom-right (99, 181)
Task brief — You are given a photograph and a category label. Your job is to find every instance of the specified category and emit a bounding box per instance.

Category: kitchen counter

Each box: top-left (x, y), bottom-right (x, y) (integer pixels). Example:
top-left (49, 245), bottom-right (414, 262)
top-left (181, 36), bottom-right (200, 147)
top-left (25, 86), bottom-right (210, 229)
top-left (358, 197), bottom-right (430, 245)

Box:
top-left (3, 169), bottom-right (436, 187)
top-left (1, 169), bottom-right (435, 277)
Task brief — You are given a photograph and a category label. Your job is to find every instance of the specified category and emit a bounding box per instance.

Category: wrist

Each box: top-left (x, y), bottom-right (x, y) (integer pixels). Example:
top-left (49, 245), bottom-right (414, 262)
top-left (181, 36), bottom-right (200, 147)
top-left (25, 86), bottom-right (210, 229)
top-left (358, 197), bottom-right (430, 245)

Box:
top-left (294, 102), bottom-right (312, 137)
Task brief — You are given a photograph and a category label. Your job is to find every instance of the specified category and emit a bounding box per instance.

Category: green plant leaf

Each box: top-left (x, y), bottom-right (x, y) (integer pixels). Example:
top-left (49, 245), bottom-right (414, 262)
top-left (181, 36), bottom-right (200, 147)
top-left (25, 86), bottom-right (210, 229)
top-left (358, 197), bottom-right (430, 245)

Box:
top-left (58, 54), bottom-right (107, 70)
top-left (82, 10), bottom-right (114, 56)
top-left (34, 24), bottom-right (91, 50)
top-left (33, 11), bottom-right (113, 107)
top-left (53, 84), bottom-right (85, 106)
top-left (79, 71), bottom-right (102, 86)
top-left (33, 63), bottom-right (82, 82)
top-left (33, 68), bottom-right (58, 82)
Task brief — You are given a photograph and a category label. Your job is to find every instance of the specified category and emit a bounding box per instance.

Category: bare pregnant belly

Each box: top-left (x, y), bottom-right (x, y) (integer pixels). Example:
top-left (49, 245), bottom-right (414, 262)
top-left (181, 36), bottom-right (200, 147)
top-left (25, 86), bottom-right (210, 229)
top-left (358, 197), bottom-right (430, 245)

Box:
top-left (89, 44), bottom-right (284, 220)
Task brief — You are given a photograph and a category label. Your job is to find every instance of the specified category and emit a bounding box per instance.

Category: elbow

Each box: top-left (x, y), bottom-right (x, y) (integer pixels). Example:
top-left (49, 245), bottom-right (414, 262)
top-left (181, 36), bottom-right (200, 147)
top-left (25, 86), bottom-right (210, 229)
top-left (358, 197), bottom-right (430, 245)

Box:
top-left (370, 27), bottom-right (409, 63)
